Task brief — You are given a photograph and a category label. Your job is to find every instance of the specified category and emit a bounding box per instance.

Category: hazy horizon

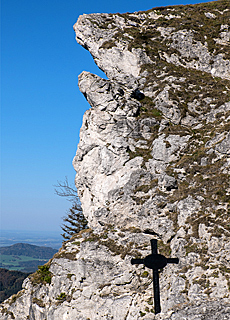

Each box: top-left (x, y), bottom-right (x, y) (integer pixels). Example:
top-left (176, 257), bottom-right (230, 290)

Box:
top-left (0, 229), bottom-right (63, 249)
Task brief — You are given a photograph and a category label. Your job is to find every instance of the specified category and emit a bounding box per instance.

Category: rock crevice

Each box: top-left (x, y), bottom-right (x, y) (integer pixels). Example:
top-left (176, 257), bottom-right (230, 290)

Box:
top-left (1, 1), bottom-right (230, 319)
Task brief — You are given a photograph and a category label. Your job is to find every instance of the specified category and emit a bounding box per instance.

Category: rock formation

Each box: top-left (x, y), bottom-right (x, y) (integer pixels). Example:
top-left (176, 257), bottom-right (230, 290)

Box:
top-left (1, 0), bottom-right (230, 319)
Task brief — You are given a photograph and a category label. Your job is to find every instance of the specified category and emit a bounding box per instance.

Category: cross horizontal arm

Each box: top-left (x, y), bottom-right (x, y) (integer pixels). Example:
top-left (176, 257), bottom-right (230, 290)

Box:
top-left (131, 258), bottom-right (144, 265)
top-left (167, 258), bottom-right (179, 264)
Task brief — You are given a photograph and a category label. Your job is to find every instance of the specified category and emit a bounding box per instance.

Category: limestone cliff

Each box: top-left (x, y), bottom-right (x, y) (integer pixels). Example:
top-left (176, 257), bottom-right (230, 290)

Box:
top-left (1, 1), bottom-right (230, 319)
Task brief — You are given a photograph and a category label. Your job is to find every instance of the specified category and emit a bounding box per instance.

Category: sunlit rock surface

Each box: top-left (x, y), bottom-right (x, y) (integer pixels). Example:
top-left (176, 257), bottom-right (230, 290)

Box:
top-left (1, 1), bottom-right (230, 319)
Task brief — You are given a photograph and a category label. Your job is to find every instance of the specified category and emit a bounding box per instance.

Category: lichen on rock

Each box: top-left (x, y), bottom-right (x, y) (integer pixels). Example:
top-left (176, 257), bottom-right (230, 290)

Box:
top-left (1, 1), bottom-right (230, 319)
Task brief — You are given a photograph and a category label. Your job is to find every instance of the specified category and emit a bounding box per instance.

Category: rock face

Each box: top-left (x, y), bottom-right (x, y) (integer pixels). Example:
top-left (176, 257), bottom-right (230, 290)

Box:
top-left (1, 1), bottom-right (230, 319)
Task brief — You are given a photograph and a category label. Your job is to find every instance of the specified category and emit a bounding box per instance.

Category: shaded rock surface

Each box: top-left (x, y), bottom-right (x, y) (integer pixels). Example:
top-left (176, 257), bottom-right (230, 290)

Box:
top-left (1, 1), bottom-right (230, 319)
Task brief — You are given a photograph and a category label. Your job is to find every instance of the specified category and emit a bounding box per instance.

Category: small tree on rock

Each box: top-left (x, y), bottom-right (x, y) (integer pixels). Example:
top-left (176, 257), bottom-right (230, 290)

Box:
top-left (60, 201), bottom-right (88, 240)
top-left (54, 177), bottom-right (88, 240)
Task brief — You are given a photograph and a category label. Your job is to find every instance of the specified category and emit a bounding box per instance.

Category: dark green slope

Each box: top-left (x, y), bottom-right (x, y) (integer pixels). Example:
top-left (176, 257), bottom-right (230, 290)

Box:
top-left (0, 268), bottom-right (30, 303)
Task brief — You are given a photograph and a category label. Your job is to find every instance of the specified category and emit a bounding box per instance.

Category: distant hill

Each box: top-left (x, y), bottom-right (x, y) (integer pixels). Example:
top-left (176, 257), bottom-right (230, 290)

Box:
top-left (0, 243), bottom-right (58, 272)
top-left (0, 243), bottom-right (57, 259)
top-left (0, 268), bottom-right (30, 303)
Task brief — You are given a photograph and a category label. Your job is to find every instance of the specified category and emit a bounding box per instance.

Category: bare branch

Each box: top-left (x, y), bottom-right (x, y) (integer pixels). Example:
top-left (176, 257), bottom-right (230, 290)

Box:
top-left (54, 176), bottom-right (78, 202)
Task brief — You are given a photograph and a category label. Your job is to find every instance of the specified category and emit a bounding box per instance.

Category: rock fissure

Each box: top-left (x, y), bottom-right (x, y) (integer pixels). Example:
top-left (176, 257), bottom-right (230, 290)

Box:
top-left (1, 1), bottom-right (230, 319)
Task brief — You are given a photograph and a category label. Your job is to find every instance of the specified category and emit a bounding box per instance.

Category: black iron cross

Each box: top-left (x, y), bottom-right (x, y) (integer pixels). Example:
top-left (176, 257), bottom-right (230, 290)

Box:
top-left (131, 239), bottom-right (179, 314)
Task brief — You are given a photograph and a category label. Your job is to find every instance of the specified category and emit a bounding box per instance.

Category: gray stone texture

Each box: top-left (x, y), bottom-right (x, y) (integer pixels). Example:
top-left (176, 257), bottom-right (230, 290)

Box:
top-left (1, 1), bottom-right (229, 319)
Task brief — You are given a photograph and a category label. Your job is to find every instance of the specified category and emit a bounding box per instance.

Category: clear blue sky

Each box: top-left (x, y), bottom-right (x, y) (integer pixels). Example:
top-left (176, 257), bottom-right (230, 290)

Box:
top-left (1, 0), bottom-right (210, 233)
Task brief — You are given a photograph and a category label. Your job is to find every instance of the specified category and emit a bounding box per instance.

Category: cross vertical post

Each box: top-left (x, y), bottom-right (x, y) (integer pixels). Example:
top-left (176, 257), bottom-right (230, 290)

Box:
top-left (151, 238), bottom-right (157, 254)
top-left (131, 238), bottom-right (179, 314)
top-left (153, 269), bottom-right (161, 314)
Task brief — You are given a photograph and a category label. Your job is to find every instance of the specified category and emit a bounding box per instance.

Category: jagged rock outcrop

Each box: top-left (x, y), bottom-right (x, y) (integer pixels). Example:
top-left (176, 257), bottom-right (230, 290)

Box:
top-left (1, 1), bottom-right (230, 319)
